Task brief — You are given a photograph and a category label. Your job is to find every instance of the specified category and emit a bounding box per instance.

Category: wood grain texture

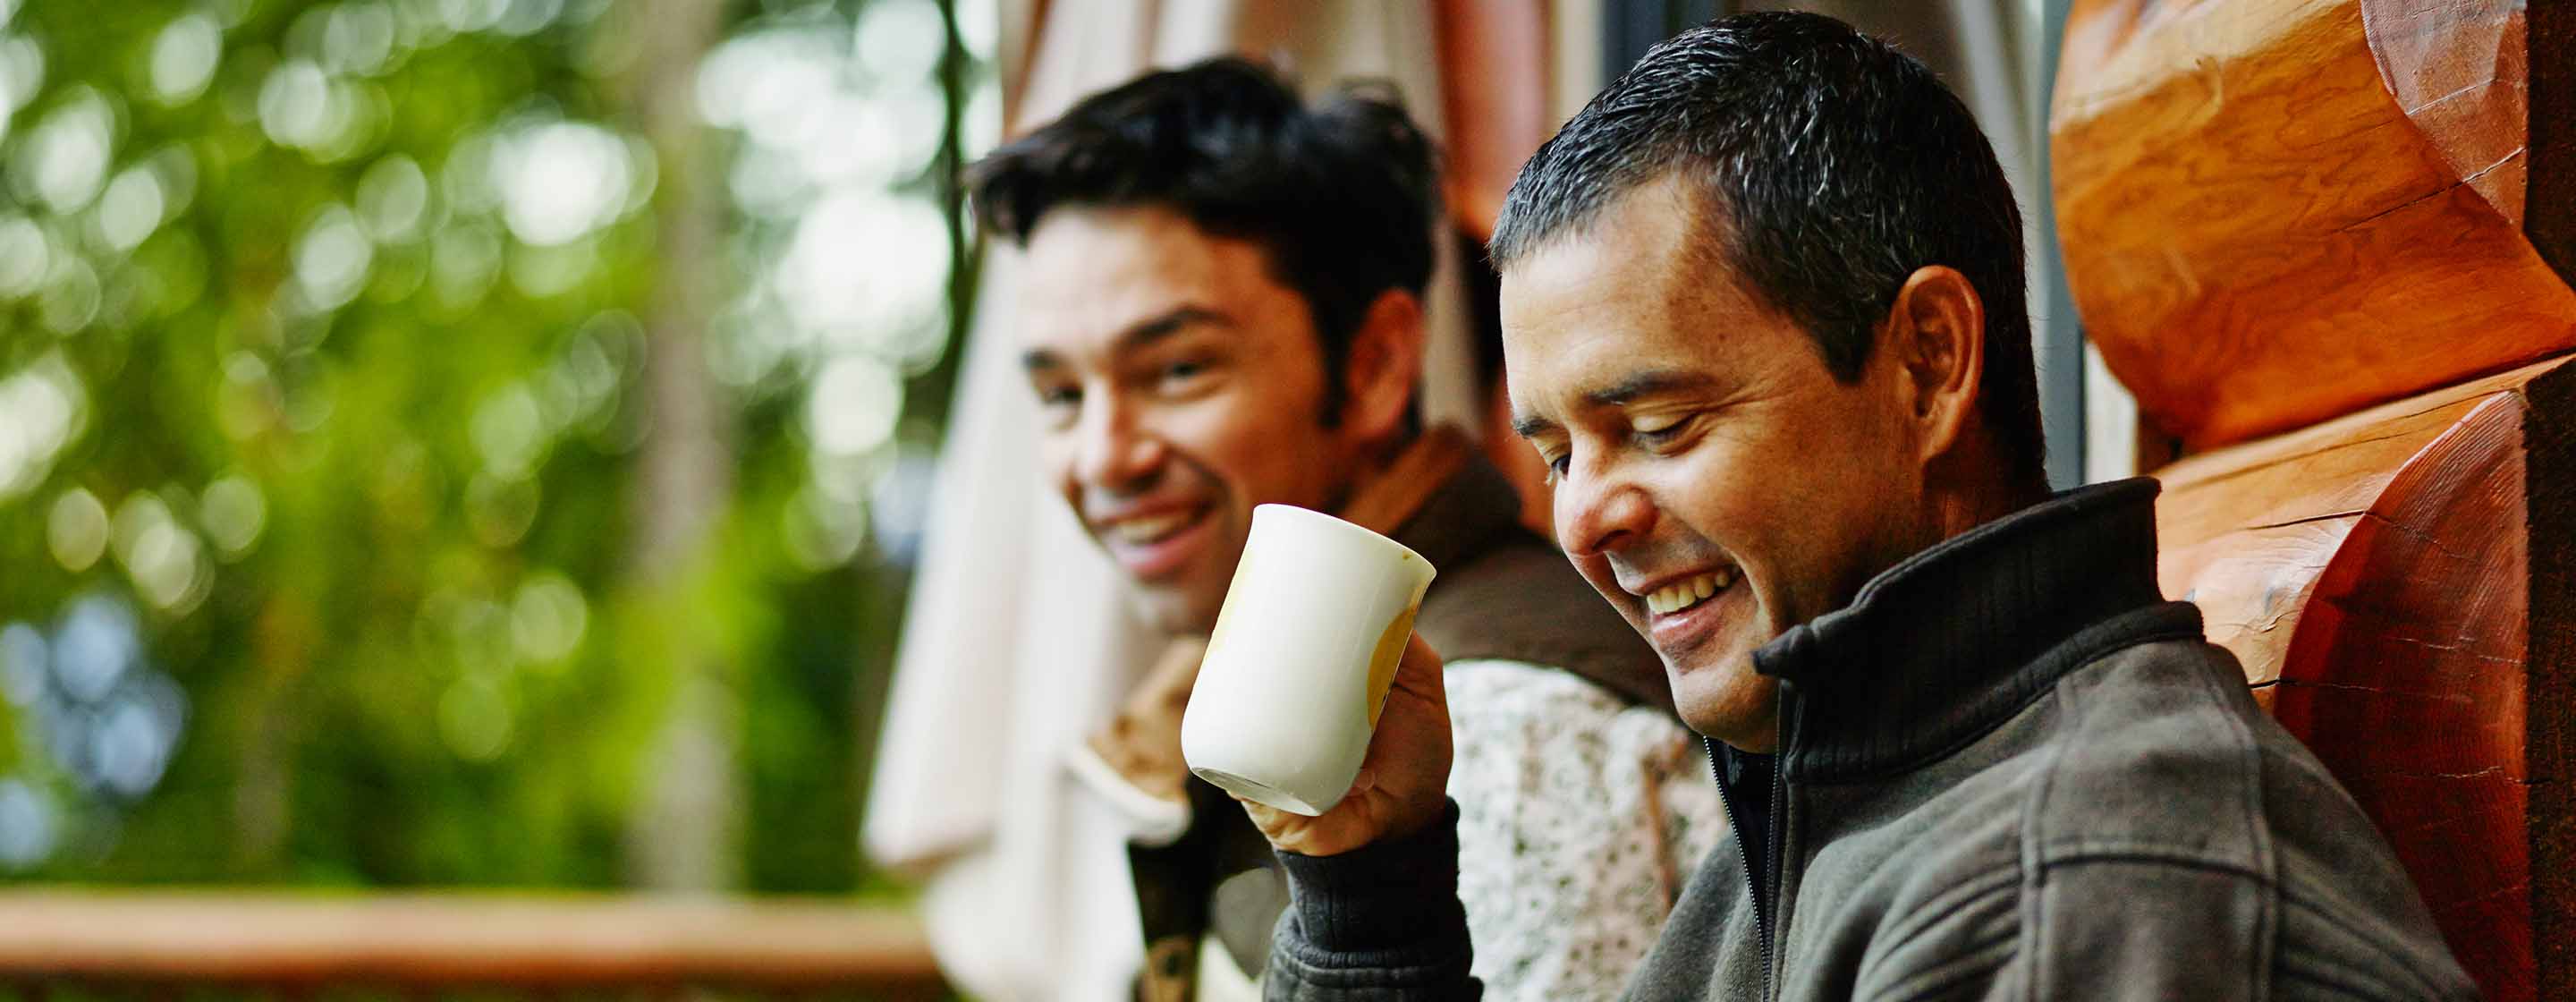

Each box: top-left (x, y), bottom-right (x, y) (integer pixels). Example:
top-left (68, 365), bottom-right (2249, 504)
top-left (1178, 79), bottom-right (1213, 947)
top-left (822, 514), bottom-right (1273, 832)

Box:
top-left (2156, 359), bottom-right (2542, 684)
top-left (2270, 390), bottom-right (2529, 1000)
top-left (0, 891), bottom-right (943, 993)
top-left (2155, 353), bottom-right (2572, 1002)
top-left (2053, 0), bottom-right (2576, 448)
top-left (2360, 0), bottom-right (2529, 223)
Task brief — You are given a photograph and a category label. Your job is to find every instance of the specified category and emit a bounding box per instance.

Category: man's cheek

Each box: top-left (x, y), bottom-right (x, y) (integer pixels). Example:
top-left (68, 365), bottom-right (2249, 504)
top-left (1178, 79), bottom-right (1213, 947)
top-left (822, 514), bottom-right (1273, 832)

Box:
top-left (1571, 557), bottom-right (1628, 609)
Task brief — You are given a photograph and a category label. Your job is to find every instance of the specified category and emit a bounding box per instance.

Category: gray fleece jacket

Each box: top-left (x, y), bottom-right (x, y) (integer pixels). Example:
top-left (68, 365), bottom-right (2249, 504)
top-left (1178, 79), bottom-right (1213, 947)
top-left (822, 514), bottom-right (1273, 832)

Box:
top-left (1261, 479), bottom-right (2475, 1000)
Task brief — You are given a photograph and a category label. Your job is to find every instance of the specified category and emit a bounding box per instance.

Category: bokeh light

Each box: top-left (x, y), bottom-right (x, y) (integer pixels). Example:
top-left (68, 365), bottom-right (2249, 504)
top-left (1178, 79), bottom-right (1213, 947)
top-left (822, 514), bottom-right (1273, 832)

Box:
top-left (0, 594), bottom-right (191, 869)
top-left (17, 87), bottom-right (111, 213)
top-left (492, 119), bottom-right (648, 247)
top-left (0, 0), bottom-right (987, 892)
top-left (47, 487), bottom-right (108, 571)
top-left (148, 14), bottom-right (222, 105)
top-left (293, 203), bottom-right (375, 309)
top-left (0, 352), bottom-right (88, 502)
top-left (198, 474), bottom-right (267, 559)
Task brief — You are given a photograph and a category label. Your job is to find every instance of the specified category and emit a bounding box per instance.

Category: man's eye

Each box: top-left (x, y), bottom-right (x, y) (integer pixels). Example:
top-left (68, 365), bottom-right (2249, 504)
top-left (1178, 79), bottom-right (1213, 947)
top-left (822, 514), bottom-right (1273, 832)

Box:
top-left (1160, 359), bottom-right (1210, 384)
top-left (1632, 412), bottom-right (1689, 443)
top-left (1035, 384), bottom-right (1081, 410)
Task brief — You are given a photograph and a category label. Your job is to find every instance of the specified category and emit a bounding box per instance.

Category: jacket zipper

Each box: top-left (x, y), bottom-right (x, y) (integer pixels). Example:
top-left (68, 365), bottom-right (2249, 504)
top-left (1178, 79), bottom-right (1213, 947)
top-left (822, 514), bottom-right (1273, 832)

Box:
top-left (1761, 699), bottom-right (1793, 1002)
top-left (1706, 735), bottom-right (1777, 1002)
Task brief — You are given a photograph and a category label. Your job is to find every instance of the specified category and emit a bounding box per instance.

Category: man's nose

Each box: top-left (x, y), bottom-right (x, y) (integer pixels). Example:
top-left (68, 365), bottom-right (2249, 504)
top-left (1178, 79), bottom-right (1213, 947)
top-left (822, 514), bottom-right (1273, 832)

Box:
top-left (1556, 460), bottom-right (1654, 560)
top-left (1072, 396), bottom-right (1165, 493)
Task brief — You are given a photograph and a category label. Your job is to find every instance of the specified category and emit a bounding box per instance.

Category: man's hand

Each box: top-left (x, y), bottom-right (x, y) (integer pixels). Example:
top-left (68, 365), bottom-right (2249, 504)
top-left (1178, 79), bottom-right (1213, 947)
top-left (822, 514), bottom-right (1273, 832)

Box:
top-left (1085, 637), bottom-right (1207, 804)
top-left (1237, 633), bottom-right (1452, 856)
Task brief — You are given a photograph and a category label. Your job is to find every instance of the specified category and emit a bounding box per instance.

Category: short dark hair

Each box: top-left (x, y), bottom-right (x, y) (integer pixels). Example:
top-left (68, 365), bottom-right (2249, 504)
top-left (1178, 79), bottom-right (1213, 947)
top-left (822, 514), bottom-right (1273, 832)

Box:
top-left (1491, 12), bottom-right (2045, 488)
top-left (967, 57), bottom-right (1439, 419)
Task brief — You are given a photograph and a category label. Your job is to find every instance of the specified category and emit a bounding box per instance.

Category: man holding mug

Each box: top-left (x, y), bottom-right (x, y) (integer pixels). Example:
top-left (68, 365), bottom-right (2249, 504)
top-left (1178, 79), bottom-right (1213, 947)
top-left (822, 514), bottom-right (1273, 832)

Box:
top-left (966, 58), bottom-right (1724, 999)
top-left (1240, 13), bottom-right (2474, 1000)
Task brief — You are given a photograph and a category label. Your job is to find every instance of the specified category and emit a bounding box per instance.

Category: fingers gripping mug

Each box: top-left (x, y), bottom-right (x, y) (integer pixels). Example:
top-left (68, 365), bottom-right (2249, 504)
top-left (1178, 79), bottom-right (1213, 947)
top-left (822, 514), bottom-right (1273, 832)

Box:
top-left (1180, 505), bottom-right (1437, 816)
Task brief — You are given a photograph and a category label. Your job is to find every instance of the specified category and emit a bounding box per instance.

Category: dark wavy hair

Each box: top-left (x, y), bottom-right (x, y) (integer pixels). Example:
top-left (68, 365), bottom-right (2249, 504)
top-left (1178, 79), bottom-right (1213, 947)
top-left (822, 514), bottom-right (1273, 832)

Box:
top-left (966, 57), bottom-right (1439, 419)
top-left (1492, 13), bottom-right (2045, 490)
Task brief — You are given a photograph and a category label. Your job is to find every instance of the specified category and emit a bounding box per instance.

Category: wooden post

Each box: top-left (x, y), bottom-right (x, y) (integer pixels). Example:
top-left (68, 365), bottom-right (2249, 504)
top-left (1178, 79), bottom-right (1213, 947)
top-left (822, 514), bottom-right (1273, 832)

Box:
top-left (2055, 1), bottom-right (2576, 996)
top-left (2052, 0), bottom-right (2576, 448)
top-left (2154, 354), bottom-right (2572, 1001)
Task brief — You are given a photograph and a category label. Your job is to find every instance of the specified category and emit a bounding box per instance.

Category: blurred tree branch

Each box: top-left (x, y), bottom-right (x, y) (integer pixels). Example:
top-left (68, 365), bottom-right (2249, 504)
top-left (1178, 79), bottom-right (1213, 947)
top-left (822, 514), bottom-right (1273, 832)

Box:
top-left (612, 0), bottom-right (740, 893)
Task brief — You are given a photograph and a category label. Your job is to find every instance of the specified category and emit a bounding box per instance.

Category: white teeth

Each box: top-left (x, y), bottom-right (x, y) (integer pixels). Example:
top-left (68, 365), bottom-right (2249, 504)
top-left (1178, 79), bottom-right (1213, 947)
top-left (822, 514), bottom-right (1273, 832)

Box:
top-left (1644, 571), bottom-right (1729, 616)
top-left (1110, 512), bottom-right (1192, 544)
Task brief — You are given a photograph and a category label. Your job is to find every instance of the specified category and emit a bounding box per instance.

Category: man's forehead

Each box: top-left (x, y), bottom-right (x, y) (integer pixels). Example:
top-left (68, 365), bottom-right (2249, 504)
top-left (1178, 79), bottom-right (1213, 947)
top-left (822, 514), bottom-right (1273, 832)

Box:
top-left (1497, 234), bottom-right (1682, 414)
top-left (1496, 172), bottom-right (1775, 325)
top-left (1021, 204), bottom-right (1269, 289)
top-left (1016, 208), bottom-right (1288, 346)
top-left (1504, 316), bottom-right (1638, 429)
top-left (1498, 200), bottom-right (1792, 417)
top-left (1502, 276), bottom-right (1770, 436)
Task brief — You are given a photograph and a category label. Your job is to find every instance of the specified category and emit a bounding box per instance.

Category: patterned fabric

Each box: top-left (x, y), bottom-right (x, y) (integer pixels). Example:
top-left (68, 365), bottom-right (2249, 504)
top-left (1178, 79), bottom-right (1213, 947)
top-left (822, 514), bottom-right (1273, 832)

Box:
top-left (1445, 658), bottom-right (1725, 1000)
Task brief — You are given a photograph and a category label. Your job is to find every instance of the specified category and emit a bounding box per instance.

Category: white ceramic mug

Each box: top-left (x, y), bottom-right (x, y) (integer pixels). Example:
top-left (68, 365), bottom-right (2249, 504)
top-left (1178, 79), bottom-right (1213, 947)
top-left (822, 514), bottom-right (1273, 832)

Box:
top-left (1180, 504), bottom-right (1437, 815)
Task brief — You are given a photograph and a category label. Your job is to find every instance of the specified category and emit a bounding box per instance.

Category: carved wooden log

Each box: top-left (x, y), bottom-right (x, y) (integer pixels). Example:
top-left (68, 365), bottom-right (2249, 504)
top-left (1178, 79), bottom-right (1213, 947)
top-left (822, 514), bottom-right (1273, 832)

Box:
top-left (2155, 353), bottom-right (2574, 1002)
top-left (2053, 0), bottom-right (2576, 448)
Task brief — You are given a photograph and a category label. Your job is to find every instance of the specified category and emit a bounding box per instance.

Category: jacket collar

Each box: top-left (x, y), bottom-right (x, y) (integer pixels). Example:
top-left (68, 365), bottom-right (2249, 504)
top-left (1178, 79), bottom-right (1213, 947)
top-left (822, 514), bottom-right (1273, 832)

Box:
top-left (1751, 477), bottom-right (2203, 782)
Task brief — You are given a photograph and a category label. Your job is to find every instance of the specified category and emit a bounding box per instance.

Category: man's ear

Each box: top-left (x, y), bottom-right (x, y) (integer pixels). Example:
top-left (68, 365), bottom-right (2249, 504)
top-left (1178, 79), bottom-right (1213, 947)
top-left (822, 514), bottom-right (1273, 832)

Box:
top-left (1885, 266), bottom-right (1985, 462)
top-left (1339, 288), bottom-right (1425, 444)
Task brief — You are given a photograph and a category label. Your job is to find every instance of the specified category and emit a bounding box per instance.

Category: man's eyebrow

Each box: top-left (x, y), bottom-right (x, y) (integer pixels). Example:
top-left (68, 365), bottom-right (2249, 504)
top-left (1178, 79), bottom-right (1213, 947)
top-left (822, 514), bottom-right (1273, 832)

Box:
top-left (1512, 369), bottom-right (1723, 437)
top-left (1584, 369), bottom-right (1719, 407)
top-left (1019, 305), bottom-right (1233, 372)
top-left (1114, 305), bottom-right (1233, 352)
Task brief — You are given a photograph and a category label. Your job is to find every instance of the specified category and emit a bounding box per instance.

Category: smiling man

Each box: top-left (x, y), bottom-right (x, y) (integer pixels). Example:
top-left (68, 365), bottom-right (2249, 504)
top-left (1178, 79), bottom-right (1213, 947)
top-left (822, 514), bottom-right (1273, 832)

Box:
top-left (1239, 13), bottom-right (2474, 1001)
top-left (966, 58), bottom-right (1722, 1001)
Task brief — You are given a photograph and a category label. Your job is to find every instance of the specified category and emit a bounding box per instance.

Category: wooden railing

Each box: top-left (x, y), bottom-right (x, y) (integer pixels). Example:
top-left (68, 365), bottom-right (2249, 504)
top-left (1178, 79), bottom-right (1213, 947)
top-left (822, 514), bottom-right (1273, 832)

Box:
top-left (0, 889), bottom-right (945, 997)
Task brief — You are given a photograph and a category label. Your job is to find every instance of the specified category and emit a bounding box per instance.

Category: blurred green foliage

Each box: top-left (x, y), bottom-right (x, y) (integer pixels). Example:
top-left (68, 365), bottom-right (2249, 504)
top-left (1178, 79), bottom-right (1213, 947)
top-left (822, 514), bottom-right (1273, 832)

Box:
top-left (0, 0), bottom-right (986, 893)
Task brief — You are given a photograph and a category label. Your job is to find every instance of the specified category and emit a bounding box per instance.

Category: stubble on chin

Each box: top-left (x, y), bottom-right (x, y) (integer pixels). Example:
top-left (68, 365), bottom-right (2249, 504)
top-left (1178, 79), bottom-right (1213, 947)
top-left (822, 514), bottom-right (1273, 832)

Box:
top-left (1670, 624), bottom-right (1781, 749)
